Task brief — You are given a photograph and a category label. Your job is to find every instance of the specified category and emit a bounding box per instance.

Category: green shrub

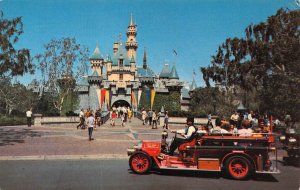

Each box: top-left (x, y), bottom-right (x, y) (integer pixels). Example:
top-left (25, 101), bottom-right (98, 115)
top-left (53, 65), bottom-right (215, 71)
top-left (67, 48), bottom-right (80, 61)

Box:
top-left (0, 116), bottom-right (27, 126)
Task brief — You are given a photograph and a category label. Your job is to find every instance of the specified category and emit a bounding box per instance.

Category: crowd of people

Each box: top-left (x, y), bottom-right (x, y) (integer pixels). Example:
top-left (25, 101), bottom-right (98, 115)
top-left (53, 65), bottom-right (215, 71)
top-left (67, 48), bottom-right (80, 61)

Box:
top-left (206, 110), bottom-right (279, 137)
top-left (76, 108), bottom-right (104, 140)
top-left (109, 105), bottom-right (133, 127)
top-left (140, 108), bottom-right (170, 129)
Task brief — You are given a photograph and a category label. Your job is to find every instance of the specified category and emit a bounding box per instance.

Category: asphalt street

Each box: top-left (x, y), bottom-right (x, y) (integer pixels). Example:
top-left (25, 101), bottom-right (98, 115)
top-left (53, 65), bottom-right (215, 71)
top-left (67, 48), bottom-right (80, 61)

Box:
top-left (0, 160), bottom-right (299, 190)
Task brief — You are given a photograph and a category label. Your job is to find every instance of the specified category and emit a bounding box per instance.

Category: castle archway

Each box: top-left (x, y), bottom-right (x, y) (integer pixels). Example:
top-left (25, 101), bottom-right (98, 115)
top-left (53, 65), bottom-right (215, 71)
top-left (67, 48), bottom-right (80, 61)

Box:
top-left (112, 100), bottom-right (130, 108)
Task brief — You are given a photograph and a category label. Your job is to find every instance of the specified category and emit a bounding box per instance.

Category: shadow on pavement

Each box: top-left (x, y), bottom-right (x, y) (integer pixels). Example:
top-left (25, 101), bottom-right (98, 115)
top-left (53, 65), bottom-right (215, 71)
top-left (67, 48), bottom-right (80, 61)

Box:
top-left (0, 127), bottom-right (42, 146)
top-left (128, 169), bottom-right (279, 182)
top-left (277, 160), bottom-right (300, 168)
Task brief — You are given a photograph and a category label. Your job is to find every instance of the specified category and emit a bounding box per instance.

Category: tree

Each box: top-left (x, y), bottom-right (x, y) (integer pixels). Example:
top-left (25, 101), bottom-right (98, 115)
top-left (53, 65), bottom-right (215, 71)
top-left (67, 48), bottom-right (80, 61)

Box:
top-left (0, 11), bottom-right (34, 76)
top-left (0, 76), bottom-right (38, 115)
top-left (151, 91), bottom-right (181, 112)
top-left (201, 9), bottom-right (300, 120)
top-left (35, 37), bottom-right (89, 115)
top-left (189, 87), bottom-right (235, 117)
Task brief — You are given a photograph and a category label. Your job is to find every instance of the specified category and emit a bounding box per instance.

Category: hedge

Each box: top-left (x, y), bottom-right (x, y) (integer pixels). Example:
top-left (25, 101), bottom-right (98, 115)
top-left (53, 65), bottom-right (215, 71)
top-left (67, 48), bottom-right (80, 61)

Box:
top-left (0, 116), bottom-right (27, 126)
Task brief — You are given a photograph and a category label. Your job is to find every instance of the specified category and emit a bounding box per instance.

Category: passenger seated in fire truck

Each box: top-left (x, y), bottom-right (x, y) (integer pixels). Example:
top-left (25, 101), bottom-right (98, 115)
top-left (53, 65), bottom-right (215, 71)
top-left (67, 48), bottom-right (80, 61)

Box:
top-left (168, 117), bottom-right (197, 155)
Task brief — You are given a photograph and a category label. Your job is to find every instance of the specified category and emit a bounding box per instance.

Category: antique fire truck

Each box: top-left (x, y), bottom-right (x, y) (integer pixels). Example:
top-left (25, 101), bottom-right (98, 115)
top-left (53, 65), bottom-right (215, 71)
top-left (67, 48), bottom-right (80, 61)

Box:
top-left (127, 123), bottom-right (279, 180)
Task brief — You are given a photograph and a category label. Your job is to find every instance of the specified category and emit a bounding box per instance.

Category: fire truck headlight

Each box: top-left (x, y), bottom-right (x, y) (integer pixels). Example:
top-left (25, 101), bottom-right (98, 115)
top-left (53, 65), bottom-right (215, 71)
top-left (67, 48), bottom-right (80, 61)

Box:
top-left (288, 138), bottom-right (297, 143)
top-left (279, 136), bottom-right (286, 141)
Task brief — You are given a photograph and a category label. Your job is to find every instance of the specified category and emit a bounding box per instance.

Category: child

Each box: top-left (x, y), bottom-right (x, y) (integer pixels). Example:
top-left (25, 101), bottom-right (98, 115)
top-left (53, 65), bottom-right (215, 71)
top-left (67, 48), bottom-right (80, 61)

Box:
top-left (121, 112), bottom-right (125, 127)
top-left (111, 111), bottom-right (117, 126)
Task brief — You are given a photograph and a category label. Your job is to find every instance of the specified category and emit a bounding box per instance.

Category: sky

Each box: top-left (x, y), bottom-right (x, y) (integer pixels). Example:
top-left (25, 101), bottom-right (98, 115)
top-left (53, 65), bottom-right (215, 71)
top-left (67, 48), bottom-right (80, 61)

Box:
top-left (1, 0), bottom-right (297, 87)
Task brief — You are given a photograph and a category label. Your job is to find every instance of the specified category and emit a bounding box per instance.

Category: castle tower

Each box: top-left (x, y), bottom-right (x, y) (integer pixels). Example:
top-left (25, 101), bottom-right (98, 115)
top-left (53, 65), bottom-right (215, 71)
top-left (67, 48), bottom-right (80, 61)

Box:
top-left (125, 14), bottom-right (138, 60)
top-left (90, 44), bottom-right (104, 76)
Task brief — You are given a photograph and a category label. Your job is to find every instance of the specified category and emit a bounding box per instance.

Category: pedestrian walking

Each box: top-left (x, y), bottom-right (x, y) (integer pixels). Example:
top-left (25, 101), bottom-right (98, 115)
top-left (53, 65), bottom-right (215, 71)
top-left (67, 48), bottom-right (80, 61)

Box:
top-left (148, 109), bottom-right (153, 126)
top-left (123, 106), bottom-right (128, 122)
top-left (26, 108), bottom-right (33, 127)
top-left (76, 108), bottom-right (85, 129)
top-left (128, 107), bottom-right (133, 123)
top-left (157, 112), bottom-right (161, 125)
top-left (164, 111), bottom-right (169, 129)
top-left (111, 111), bottom-right (117, 126)
top-left (142, 108), bottom-right (147, 125)
top-left (95, 108), bottom-right (102, 127)
top-left (86, 111), bottom-right (95, 141)
top-left (121, 112), bottom-right (125, 127)
top-left (152, 110), bottom-right (158, 129)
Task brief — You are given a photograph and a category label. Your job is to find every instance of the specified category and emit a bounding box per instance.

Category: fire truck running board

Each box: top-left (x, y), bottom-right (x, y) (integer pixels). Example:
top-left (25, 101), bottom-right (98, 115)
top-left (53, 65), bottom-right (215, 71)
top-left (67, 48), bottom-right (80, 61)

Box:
top-left (160, 166), bottom-right (221, 172)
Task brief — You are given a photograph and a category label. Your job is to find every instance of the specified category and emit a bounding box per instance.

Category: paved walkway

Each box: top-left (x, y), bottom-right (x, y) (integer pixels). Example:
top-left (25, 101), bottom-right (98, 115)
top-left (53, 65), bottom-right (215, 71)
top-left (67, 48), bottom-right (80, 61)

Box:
top-left (0, 117), bottom-right (286, 160)
top-left (0, 117), bottom-right (179, 160)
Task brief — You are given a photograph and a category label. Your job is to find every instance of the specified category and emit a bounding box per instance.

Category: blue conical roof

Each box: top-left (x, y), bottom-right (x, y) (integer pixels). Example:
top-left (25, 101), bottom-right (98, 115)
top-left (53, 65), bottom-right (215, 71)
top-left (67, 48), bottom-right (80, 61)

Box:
top-left (159, 64), bottom-right (171, 78)
top-left (169, 65), bottom-right (179, 79)
top-left (111, 43), bottom-right (131, 66)
top-left (90, 44), bottom-right (103, 60)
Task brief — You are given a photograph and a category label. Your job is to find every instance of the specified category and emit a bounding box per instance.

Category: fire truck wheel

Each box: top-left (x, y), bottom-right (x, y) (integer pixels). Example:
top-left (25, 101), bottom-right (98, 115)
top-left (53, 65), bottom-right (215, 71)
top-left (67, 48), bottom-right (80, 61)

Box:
top-left (129, 151), bottom-right (152, 174)
top-left (225, 156), bottom-right (253, 180)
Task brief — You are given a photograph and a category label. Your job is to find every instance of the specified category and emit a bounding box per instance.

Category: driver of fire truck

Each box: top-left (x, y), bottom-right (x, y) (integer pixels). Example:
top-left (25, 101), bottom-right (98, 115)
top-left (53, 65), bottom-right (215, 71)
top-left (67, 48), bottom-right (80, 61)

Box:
top-left (168, 117), bottom-right (197, 155)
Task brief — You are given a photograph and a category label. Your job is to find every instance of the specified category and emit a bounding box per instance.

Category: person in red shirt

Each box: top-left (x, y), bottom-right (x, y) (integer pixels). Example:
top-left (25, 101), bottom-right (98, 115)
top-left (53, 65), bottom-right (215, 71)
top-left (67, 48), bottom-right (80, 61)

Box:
top-left (111, 111), bottom-right (117, 126)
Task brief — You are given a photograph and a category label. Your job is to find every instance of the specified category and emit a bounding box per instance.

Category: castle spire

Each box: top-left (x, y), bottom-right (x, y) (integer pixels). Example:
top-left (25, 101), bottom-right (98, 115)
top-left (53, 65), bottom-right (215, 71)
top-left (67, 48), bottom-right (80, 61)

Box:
top-left (143, 47), bottom-right (147, 69)
top-left (190, 70), bottom-right (197, 90)
top-left (129, 13), bottom-right (134, 26)
top-left (126, 14), bottom-right (138, 60)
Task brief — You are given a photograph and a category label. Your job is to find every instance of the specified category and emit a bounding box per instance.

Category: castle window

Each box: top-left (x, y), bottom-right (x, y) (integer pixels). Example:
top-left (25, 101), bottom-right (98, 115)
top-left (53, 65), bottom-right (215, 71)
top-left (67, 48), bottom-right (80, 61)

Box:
top-left (119, 74), bottom-right (123, 81)
top-left (119, 59), bottom-right (123, 67)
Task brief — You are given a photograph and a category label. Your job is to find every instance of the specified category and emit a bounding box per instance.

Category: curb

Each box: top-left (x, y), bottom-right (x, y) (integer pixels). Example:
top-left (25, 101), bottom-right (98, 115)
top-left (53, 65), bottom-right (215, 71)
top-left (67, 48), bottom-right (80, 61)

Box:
top-left (0, 155), bottom-right (282, 161)
top-left (0, 154), bottom-right (129, 161)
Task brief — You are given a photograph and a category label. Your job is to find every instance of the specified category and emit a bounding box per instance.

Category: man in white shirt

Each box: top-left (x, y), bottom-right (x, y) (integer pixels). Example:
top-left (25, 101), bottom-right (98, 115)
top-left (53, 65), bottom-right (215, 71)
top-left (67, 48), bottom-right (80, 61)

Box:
top-left (26, 108), bottom-right (33, 127)
top-left (86, 111), bottom-right (95, 141)
top-left (230, 111), bottom-right (239, 128)
top-left (76, 109), bottom-right (85, 129)
top-left (168, 117), bottom-right (197, 155)
top-left (248, 111), bottom-right (253, 121)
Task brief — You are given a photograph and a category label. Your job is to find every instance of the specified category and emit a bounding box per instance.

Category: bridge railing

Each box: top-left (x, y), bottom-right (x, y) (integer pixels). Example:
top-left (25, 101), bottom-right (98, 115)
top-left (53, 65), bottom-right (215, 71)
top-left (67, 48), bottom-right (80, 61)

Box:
top-left (135, 111), bottom-right (142, 120)
top-left (101, 111), bottom-right (110, 124)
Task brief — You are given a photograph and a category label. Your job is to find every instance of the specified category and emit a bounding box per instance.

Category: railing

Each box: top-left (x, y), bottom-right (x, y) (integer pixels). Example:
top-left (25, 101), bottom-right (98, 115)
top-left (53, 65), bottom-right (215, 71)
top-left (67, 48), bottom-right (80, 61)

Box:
top-left (133, 112), bottom-right (214, 127)
top-left (135, 111), bottom-right (142, 120)
top-left (101, 112), bottom-right (110, 123)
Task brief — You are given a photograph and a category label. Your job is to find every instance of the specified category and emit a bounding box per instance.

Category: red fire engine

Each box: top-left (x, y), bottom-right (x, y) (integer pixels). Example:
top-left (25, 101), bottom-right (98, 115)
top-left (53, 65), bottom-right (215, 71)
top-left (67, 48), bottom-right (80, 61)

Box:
top-left (127, 120), bottom-right (279, 180)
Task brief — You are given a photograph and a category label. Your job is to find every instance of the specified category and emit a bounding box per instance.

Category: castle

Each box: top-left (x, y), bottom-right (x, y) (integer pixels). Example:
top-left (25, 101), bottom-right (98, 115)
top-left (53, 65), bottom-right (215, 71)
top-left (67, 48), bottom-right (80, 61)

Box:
top-left (75, 15), bottom-right (196, 112)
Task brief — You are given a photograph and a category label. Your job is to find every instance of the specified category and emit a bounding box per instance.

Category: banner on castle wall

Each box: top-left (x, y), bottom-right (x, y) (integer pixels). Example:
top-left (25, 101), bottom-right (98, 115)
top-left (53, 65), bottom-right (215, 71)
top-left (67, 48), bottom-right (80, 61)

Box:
top-left (101, 89), bottom-right (106, 108)
top-left (131, 91), bottom-right (137, 109)
top-left (138, 90), bottom-right (142, 107)
top-left (96, 89), bottom-right (101, 108)
top-left (150, 89), bottom-right (156, 110)
top-left (105, 90), bottom-right (110, 109)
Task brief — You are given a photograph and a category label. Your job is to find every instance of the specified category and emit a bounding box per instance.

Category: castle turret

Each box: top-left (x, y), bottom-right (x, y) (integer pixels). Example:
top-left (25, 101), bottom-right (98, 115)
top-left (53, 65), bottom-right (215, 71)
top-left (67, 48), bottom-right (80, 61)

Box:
top-left (125, 14), bottom-right (138, 60)
top-left (90, 44), bottom-right (104, 76)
